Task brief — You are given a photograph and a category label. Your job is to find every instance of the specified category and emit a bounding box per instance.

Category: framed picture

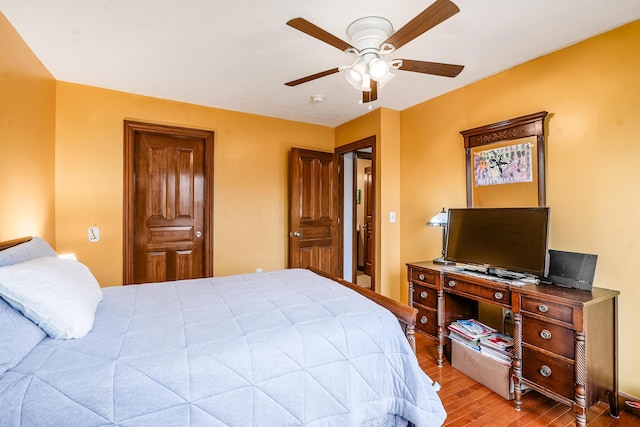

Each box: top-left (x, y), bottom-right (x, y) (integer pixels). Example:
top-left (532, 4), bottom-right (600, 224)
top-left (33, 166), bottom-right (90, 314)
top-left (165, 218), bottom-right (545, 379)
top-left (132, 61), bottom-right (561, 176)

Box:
top-left (473, 141), bottom-right (533, 187)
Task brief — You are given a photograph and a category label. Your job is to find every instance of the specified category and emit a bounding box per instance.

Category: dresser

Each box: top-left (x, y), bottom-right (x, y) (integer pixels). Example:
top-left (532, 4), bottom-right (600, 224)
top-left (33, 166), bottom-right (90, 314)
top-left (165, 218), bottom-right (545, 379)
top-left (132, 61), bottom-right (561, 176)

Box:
top-left (407, 261), bottom-right (619, 427)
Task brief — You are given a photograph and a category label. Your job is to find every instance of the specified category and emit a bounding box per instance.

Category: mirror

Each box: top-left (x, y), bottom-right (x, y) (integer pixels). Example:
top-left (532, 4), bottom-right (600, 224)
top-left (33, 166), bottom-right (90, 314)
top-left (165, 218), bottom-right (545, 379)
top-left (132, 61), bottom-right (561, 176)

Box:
top-left (460, 112), bottom-right (548, 208)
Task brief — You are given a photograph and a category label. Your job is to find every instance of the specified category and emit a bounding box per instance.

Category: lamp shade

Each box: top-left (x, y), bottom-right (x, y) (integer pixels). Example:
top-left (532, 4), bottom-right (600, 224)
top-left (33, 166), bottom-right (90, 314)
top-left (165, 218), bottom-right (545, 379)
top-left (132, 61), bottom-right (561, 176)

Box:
top-left (425, 207), bottom-right (455, 265)
top-left (369, 57), bottom-right (390, 81)
top-left (426, 208), bottom-right (448, 227)
top-left (345, 64), bottom-right (365, 88)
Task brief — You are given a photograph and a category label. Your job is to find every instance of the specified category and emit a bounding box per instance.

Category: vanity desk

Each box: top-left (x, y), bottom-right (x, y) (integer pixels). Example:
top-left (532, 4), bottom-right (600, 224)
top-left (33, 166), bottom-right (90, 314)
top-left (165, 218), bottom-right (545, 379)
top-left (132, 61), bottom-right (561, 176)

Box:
top-left (407, 261), bottom-right (619, 427)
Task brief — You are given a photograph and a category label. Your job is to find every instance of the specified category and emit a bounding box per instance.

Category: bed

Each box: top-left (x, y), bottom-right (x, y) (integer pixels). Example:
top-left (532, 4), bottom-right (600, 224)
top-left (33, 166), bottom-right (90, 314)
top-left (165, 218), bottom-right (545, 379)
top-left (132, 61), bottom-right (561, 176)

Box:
top-left (0, 236), bottom-right (446, 426)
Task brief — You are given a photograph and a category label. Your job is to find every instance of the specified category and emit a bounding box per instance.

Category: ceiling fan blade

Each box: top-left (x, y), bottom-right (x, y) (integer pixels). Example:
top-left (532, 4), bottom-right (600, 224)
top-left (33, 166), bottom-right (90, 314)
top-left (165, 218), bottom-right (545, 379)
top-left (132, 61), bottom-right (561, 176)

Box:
top-left (287, 18), bottom-right (354, 52)
top-left (285, 68), bottom-right (341, 86)
top-left (384, 0), bottom-right (460, 50)
top-left (398, 59), bottom-right (464, 77)
top-left (362, 80), bottom-right (378, 103)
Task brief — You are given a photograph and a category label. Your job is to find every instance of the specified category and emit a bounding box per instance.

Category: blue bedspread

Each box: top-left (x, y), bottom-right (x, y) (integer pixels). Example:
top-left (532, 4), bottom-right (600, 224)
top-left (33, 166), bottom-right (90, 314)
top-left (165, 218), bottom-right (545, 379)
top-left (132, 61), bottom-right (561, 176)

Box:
top-left (0, 269), bottom-right (446, 426)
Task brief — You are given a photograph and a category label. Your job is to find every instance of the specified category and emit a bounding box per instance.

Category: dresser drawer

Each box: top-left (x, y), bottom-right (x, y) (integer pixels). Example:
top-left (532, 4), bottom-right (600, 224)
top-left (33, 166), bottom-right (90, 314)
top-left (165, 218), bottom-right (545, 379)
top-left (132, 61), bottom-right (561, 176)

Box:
top-left (412, 283), bottom-right (437, 309)
top-left (522, 316), bottom-right (574, 360)
top-left (444, 276), bottom-right (511, 307)
top-left (522, 346), bottom-right (575, 400)
top-left (521, 296), bottom-right (573, 324)
top-left (415, 304), bottom-right (438, 336)
top-left (409, 267), bottom-right (437, 285)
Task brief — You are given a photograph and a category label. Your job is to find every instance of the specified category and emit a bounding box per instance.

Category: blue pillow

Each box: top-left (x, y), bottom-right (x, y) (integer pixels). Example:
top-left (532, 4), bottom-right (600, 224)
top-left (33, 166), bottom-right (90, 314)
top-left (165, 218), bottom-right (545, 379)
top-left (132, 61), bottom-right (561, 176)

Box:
top-left (0, 296), bottom-right (46, 375)
top-left (0, 237), bottom-right (57, 267)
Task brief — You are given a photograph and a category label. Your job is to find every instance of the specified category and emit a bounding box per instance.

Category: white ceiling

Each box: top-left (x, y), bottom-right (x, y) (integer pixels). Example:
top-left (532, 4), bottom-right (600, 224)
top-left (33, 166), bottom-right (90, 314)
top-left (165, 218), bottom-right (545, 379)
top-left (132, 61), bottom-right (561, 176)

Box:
top-left (2, 1), bottom-right (639, 127)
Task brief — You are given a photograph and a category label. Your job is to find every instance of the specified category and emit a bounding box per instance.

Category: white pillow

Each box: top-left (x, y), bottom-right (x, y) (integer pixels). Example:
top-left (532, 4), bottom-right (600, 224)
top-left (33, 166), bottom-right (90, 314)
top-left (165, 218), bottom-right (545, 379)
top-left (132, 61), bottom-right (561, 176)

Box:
top-left (0, 257), bottom-right (103, 339)
top-left (0, 236), bottom-right (58, 267)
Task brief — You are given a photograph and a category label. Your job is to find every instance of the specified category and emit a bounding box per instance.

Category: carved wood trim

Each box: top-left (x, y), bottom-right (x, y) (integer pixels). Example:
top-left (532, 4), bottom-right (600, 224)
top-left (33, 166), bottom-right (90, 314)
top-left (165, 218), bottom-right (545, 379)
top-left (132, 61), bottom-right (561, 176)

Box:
top-left (513, 311), bottom-right (523, 410)
top-left (574, 331), bottom-right (588, 425)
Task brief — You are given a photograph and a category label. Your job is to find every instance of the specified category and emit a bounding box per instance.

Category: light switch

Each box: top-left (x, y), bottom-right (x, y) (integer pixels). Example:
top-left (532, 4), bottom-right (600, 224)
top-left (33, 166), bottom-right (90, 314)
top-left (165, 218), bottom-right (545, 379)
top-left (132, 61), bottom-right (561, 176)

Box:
top-left (389, 211), bottom-right (396, 223)
top-left (88, 226), bottom-right (100, 242)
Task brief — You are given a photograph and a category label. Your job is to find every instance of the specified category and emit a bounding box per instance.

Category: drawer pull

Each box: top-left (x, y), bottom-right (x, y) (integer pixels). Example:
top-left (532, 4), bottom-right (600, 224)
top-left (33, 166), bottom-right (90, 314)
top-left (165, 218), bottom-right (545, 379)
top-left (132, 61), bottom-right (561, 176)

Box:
top-left (418, 273), bottom-right (426, 281)
top-left (448, 280), bottom-right (456, 287)
top-left (420, 316), bottom-right (428, 324)
top-left (494, 292), bottom-right (504, 300)
top-left (538, 304), bottom-right (549, 313)
top-left (540, 329), bottom-right (552, 340)
top-left (420, 291), bottom-right (428, 299)
top-left (539, 365), bottom-right (552, 377)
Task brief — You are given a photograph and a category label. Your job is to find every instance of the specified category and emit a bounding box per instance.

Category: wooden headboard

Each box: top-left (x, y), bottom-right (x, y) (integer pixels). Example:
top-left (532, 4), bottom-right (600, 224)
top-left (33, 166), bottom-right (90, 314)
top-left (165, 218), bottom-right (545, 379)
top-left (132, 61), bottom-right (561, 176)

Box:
top-left (0, 236), bottom-right (32, 252)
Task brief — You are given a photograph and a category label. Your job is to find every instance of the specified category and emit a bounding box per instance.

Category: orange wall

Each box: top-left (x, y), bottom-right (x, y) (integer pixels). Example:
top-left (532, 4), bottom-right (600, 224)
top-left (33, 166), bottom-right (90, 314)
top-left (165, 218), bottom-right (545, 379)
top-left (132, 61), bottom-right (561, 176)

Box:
top-left (379, 108), bottom-right (402, 300)
top-left (0, 13), bottom-right (56, 245)
top-left (400, 20), bottom-right (640, 397)
top-left (336, 108), bottom-right (402, 300)
top-left (54, 83), bottom-right (334, 285)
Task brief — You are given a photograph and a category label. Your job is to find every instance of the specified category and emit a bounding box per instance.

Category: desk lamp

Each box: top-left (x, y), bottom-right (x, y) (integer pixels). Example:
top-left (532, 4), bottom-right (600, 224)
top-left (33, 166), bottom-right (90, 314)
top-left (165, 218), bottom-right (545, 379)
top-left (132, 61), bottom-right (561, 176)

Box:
top-left (426, 207), bottom-right (455, 265)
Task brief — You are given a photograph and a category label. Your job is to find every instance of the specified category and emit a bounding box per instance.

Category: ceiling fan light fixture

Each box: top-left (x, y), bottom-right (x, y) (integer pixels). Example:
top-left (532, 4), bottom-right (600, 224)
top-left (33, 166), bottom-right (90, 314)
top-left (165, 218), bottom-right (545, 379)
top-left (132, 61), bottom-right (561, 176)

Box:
top-left (344, 68), bottom-right (362, 88)
top-left (346, 16), bottom-right (393, 51)
top-left (285, 1), bottom-right (465, 101)
top-left (344, 62), bottom-right (367, 89)
top-left (369, 57), bottom-right (390, 81)
top-left (377, 71), bottom-right (396, 89)
top-left (390, 59), bottom-right (403, 70)
top-left (360, 73), bottom-right (372, 92)
top-left (379, 43), bottom-right (395, 55)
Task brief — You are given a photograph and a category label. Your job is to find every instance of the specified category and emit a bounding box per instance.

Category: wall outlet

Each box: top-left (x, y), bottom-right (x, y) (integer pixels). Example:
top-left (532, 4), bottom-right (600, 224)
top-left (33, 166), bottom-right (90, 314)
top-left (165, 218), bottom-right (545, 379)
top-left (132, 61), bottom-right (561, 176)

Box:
top-left (256, 267), bottom-right (263, 273)
top-left (88, 226), bottom-right (100, 242)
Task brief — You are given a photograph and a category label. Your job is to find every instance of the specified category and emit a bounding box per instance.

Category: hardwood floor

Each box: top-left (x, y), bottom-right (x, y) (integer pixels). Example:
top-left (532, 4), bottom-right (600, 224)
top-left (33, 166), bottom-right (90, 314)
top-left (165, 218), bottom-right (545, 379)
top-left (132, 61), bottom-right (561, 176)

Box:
top-left (355, 271), bottom-right (371, 288)
top-left (415, 333), bottom-right (640, 427)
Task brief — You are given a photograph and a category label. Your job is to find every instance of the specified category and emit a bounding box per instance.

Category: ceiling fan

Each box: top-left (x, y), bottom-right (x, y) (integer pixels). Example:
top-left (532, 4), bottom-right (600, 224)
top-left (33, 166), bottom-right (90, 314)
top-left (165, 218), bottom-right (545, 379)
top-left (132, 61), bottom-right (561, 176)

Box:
top-left (285, 0), bottom-right (464, 104)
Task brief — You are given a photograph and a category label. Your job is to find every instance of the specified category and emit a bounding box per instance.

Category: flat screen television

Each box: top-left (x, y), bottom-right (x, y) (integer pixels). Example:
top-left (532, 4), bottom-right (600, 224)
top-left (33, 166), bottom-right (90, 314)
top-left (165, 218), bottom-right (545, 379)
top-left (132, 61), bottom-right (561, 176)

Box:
top-left (444, 207), bottom-right (550, 277)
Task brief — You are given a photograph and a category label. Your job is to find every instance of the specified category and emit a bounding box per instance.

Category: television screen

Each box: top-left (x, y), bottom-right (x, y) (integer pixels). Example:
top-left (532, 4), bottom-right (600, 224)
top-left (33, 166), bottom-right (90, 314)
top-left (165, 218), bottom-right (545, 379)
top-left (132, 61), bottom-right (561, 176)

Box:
top-left (445, 207), bottom-right (550, 277)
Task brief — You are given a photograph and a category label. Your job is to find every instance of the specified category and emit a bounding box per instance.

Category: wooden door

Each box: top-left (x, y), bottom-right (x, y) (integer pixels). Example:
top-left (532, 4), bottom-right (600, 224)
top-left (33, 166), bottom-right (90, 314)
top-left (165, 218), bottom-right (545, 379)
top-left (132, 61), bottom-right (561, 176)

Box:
top-left (124, 121), bottom-right (214, 285)
top-left (289, 148), bottom-right (339, 275)
top-left (363, 166), bottom-right (373, 276)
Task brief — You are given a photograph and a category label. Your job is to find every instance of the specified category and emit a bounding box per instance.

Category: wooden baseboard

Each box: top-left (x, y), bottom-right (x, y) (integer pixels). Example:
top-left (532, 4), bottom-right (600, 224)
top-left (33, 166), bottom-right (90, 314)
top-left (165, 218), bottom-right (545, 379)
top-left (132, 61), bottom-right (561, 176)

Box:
top-left (620, 391), bottom-right (640, 418)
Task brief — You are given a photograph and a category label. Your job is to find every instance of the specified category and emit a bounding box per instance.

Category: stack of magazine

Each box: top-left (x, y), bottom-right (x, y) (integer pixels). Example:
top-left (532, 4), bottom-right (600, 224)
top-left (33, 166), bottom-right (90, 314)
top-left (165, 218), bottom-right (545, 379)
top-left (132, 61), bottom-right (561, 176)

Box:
top-left (448, 319), bottom-right (514, 366)
top-left (479, 333), bottom-right (514, 365)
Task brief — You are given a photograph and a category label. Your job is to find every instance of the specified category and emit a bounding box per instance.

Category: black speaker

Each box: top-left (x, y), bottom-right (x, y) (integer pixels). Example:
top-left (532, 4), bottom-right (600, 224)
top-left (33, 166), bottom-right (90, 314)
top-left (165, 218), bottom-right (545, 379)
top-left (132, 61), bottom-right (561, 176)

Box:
top-left (546, 250), bottom-right (597, 291)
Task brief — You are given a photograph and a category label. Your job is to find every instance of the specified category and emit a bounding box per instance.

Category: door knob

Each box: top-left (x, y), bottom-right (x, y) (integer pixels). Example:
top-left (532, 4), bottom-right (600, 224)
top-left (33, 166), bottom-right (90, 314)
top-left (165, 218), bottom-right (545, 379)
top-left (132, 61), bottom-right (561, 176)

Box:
top-left (290, 231), bottom-right (301, 238)
top-left (195, 231), bottom-right (202, 238)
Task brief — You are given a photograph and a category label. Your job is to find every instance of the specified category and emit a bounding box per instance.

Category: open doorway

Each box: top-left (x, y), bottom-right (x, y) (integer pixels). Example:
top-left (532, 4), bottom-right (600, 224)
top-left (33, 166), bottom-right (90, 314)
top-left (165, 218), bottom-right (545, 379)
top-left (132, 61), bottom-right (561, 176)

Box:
top-left (336, 136), bottom-right (376, 292)
top-left (356, 155), bottom-right (372, 288)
